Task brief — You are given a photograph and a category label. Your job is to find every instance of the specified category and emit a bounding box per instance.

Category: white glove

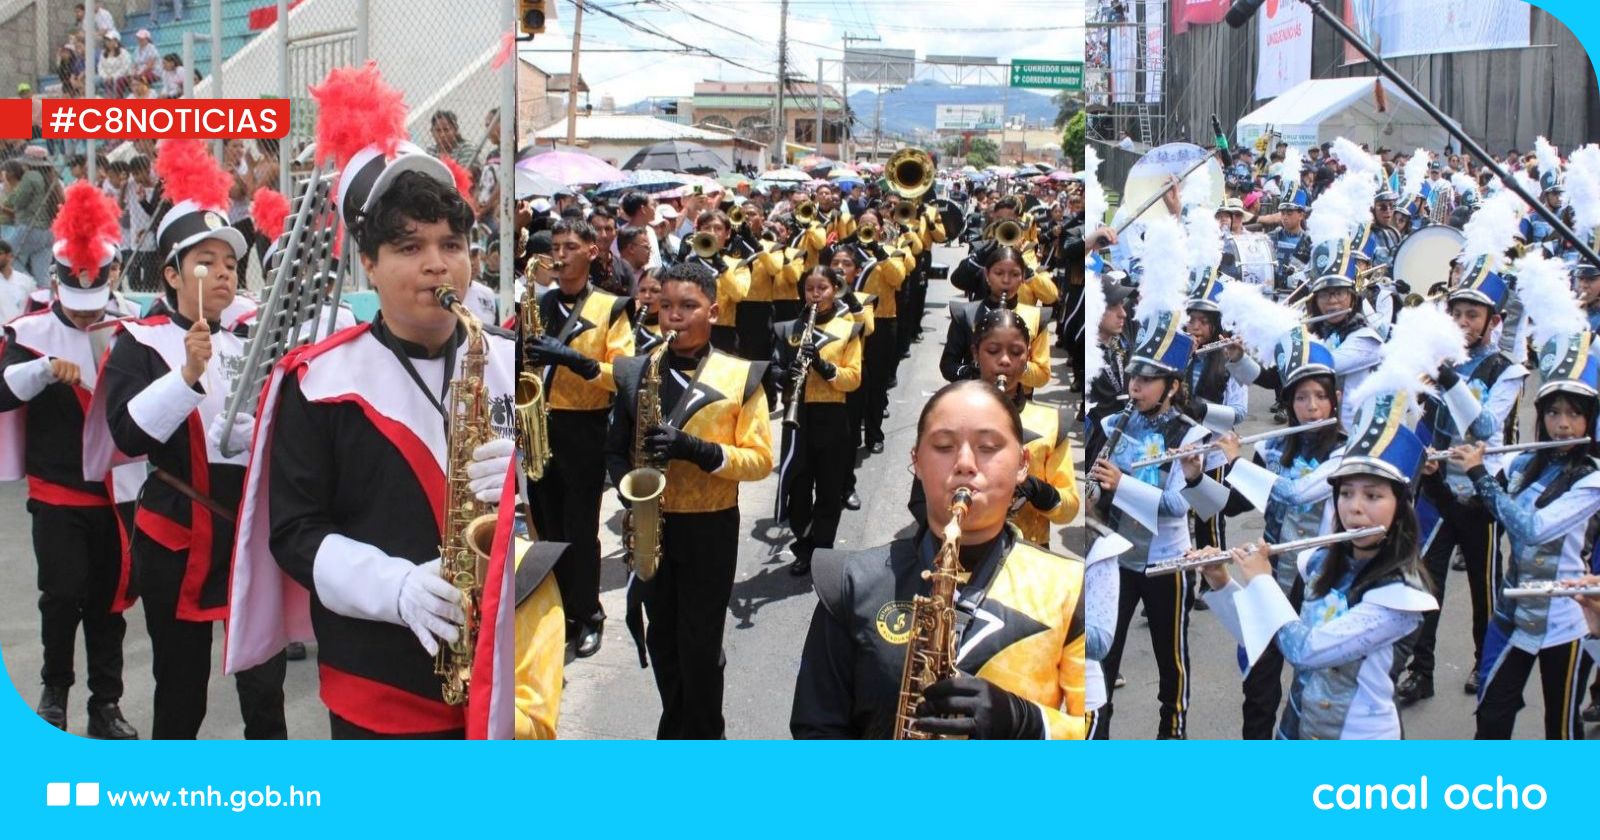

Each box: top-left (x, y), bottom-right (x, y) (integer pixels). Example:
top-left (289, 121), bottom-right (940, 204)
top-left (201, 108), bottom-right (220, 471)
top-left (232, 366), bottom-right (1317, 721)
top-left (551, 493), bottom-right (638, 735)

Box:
top-left (206, 411), bottom-right (256, 453)
top-left (397, 558), bottom-right (466, 657)
top-left (2, 356), bottom-right (58, 401)
top-left (466, 437), bottom-right (514, 503)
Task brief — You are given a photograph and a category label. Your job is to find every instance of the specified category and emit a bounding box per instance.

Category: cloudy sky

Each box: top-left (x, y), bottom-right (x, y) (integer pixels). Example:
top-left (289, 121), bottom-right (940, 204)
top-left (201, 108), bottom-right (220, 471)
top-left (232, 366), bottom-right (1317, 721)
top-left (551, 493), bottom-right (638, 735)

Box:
top-left (521, 0), bottom-right (1084, 107)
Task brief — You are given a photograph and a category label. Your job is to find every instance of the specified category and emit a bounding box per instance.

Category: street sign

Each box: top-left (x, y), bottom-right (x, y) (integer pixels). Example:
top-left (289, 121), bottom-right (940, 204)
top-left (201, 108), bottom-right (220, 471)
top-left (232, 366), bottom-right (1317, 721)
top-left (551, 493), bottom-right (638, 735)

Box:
top-left (1009, 60), bottom-right (1083, 91)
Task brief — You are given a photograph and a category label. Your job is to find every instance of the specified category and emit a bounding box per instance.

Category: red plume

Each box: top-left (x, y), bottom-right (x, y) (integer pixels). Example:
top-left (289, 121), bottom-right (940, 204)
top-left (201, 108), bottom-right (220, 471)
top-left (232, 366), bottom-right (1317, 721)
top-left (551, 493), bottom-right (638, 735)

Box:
top-left (443, 156), bottom-right (478, 214)
top-left (153, 139), bottom-right (231, 210)
top-left (50, 182), bottom-right (120, 277)
top-left (250, 186), bottom-right (291, 242)
top-left (310, 61), bottom-right (410, 170)
top-left (491, 31), bottom-right (515, 70)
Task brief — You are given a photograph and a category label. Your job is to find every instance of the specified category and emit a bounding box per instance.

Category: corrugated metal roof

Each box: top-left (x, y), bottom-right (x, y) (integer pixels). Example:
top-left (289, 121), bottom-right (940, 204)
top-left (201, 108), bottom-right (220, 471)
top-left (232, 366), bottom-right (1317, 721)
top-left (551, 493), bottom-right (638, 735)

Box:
top-left (693, 95), bottom-right (844, 111)
top-left (530, 115), bottom-right (736, 142)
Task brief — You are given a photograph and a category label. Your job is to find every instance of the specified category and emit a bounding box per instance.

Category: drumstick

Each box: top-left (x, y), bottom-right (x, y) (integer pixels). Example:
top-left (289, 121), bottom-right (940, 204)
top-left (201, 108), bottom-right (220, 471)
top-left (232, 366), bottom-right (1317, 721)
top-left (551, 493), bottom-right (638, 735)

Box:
top-left (194, 264), bottom-right (208, 322)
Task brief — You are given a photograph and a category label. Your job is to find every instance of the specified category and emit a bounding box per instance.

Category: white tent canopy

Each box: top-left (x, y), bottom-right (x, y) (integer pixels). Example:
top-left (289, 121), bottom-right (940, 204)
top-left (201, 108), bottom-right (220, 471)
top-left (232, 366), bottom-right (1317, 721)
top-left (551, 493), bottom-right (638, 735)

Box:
top-left (1237, 76), bottom-right (1457, 153)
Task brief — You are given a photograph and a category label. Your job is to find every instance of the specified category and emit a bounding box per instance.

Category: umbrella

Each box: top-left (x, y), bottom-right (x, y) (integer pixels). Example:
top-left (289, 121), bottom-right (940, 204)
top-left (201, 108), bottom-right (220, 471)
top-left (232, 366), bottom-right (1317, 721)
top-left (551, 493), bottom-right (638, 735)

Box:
top-left (760, 168), bottom-right (811, 183)
top-left (518, 150), bottom-right (625, 186)
top-left (514, 168), bottom-right (565, 200)
top-left (1048, 169), bottom-right (1075, 182)
top-left (593, 169), bottom-right (694, 197)
top-left (717, 172), bottom-right (753, 189)
top-left (622, 140), bottom-right (731, 175)
top-left (831, 174), bottom-right (864, 190)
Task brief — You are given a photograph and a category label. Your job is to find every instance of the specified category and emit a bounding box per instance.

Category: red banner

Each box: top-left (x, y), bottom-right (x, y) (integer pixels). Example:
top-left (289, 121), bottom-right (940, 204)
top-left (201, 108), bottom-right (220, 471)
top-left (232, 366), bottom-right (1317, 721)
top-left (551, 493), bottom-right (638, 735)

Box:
top-left (1173, 0), bottom-right (1233, 35)
top-left (38, 99), bottom-right (289, 140)
top-left (0, 98), bottom-right (31, 139)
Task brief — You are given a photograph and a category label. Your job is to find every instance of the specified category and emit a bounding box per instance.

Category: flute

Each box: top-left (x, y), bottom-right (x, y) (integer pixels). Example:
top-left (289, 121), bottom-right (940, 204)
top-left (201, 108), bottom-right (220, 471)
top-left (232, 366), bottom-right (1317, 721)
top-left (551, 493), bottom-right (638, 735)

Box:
top-left (1145, 525), bottom-right (1387, 577)
top-left (1503, 582), bottom-right (1600, 599)
top-left (1194, 335), bottom-right (1246, 355)
top-left (1425, 438), bottom-right (1584, 461)
top-left (1126, 418), bottom-right (1339, 470)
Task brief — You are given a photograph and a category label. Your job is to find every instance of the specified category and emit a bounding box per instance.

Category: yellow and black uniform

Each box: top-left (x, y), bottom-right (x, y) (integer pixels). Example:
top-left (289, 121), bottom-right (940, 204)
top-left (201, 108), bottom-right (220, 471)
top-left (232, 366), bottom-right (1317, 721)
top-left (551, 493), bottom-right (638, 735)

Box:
top-left (634, 315), bottom-right (667, 356)
top-left (856, 246), bottom-right (910, 449)
top-left (514, 536), bottom-right (566, 740)
top-left (690, 253), bottom-right (751, 356)
top-left (791, 525), bottom-right (1087, 739)
top-left (1014, 400), bottom-right (1082, 547)
top-left (941, 298), bottom-right (1052, 389)
top-left (605, 344), bottom-right (773, 738)
top-left (533, 283), bottom-right (635, 639)
top-left (771, 244), bottom-right (807, 325)
top-left (773, 306), bottom-right (862, 566)
top-left (738, 243), bottom-right (783, 398)
top-left (1018, 266), bottom-right (1060, 307)
top-left (899, 202), bottom-right (947, 358)
top-left (827, 205), bottom-right (855, 242)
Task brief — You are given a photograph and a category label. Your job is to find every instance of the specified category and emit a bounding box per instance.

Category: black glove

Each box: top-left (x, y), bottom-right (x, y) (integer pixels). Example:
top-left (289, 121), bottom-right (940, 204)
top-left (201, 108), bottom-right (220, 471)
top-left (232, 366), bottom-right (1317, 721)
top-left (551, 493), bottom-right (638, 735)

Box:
top-left (811, 357), bottom-right (838, 381)
top-left (526, 335), bottom-right (601, 380)
top-left (1434, 363), bottom-right (1460, 391)
top-left (1016, 475), bottom-right (1061, 512)
top-left (642, 424), bottom-right (722, 473)
top-left (953, 363), bottom-right (980, 381)
top-left (1181, 395), bottom-right (1209, 422)
top-left (841, 293), bottom-right (864, 314)
top-left (912, 674), bottom-right (1045, 740)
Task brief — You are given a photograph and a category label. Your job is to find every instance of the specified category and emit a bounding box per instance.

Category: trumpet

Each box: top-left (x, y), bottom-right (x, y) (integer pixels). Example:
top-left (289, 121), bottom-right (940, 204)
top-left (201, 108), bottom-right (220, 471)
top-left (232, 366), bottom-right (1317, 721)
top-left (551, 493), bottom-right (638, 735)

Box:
top-left (729, 205), bottom-right (746, 228)
top-left (989, 218), bottom-right (1026, 248)
top-left (795, 201), bottom-right (819, 226)
top-left (690, 230), bottom-right (722, 261)
top-left (857, 223), bottom-right (879, 246)
top-left (1146, 526), bottom-right (1388, 577)
top-left (1125, 418), bottom-right (1339, 470)
top-left (1503, 581), bottom-right (1600, 599)
top-left (1425, 438), bottom-right (1587, 461)
top-left (894, 201), bottom-right (919, 225)
top-left (885, 147), bottom-right (934, 200)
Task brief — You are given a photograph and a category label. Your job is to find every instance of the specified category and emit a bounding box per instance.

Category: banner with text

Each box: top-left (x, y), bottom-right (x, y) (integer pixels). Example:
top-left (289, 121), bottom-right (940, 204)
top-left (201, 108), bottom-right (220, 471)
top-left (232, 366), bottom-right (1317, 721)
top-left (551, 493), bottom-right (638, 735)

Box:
top-left (1256, 0), bottom-right (1313, 100)
top-left (1342, 0), bottom-right (1532, 64)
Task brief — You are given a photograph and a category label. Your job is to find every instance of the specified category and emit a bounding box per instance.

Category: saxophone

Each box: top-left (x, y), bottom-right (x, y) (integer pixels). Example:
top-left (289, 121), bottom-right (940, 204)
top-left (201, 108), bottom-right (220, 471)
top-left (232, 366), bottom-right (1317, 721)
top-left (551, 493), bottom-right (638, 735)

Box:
top-left (893, 486), bottom-right (973, 740)
top-left (516, 273), bottom-right (554, 481)
top-left (433, 286), bottom-right (496, 706)
top-left (618, 330), bottom-right (677, 581)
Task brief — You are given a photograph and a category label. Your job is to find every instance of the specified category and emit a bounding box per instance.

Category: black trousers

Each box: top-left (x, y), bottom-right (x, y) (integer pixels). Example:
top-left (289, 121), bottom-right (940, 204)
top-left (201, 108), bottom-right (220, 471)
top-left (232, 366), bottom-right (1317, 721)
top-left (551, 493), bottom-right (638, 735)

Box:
top-left (899, 274), bottom-right (928, 359)
top-left (1241, 577), bottom-right (1305, 739)
top-left (736, 302), bottom-right (774, 397)
top-left (1402, 494), bottom-right (1501, 680)
top-left (32, 501), bottom-right (126, 705)
top-left (861, 317), bottom-right (898, 446)
top-left (710, 324), bottom-right (741, 356)
top-left (772, 298), bottom-right (801, 328)
top-left (643, 507), bottom-right (740, 739)
top-left (1476, 640), bottom-right (1593, 740)
top-left (538, 408), bottom-right (610, 630)
top-left (329, 713), bottom-right (463, 740)
top-left (1101, 565), bottom-right (1193, 739)
top-left (133, 535), bottom-right (287, 739)
top-left (786, 404), bottom-right (851, 562)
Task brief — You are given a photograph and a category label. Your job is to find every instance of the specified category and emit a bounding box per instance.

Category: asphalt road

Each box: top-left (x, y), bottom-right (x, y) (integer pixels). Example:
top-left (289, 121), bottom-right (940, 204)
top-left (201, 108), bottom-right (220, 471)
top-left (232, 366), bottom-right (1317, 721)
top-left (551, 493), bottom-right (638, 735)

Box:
top-left (559, 243), bottom-right (1086, 739)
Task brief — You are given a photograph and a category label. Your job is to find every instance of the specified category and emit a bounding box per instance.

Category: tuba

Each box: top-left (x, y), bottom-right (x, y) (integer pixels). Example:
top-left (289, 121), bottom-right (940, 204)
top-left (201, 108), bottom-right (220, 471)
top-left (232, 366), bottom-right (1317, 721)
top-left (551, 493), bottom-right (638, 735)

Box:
top-left (433, 286), bottom-right (496, 706)
top-left (894, 486), bottom-right (973, 740)
top-left (516, 281), bottom-right (552, 481)
top-left (618, 331), bottom-right (678, 581)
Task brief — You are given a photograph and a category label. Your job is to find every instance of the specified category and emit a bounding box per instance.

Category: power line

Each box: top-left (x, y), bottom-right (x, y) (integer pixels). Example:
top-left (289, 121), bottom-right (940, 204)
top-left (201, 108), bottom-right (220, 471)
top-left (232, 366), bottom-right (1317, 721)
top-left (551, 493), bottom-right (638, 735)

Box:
top-left (571, 0), bottom-right (774, 75)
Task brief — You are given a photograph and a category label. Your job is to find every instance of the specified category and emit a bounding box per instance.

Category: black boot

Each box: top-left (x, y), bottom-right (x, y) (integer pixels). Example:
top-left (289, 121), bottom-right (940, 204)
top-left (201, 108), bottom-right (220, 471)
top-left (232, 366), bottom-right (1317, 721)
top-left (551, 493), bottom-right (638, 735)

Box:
top-left (575, 620), bottom-right (603, 659)
top-left (1395, 672), bottom-right (1433, 705)
top-left (1463, 670), bottom-right (1480, 695)
top-left (37, 686), bottom-right (67, 730)
top-left (87, 703), bottom-right (138, 739)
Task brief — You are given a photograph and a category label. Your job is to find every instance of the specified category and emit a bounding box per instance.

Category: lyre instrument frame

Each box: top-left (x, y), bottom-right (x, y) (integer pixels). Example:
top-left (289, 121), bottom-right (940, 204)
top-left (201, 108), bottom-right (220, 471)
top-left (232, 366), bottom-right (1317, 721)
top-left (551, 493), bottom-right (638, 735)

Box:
top-left (1146, 526), bottom-right (1388, 577)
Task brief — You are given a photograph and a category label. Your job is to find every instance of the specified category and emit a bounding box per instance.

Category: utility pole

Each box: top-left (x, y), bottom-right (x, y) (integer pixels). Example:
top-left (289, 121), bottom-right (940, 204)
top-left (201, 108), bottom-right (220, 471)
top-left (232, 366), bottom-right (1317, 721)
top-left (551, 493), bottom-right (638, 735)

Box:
top-left (841, 33), bottom-right (880, 163)
top-left (816, 56), bottom-right (825, 158)
top-left (564, 0), bottom-right (586, 146)
top-left (773, 0), bottom-right (789, 167)
top-left (872, 86), bottom-right (883, 163)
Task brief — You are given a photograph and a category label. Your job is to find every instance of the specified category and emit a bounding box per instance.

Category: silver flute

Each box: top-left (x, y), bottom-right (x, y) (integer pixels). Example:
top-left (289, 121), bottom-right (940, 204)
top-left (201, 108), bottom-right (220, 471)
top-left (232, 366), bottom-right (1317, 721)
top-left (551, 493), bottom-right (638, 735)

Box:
top-left (1425, 438), bottom-right (1585, 461)
top-left (1503, 582), bottom-right (1600, 599)
top-left (1126, 418), bottom-right (1339, 470)
top-left (1145, 526), bottom-right (1388, 577)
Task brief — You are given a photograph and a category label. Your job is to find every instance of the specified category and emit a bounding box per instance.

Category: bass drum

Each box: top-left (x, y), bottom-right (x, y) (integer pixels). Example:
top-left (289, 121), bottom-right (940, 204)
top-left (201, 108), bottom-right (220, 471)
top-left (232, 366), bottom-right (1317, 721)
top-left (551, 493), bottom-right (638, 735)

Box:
top-left (932, 197), bottom-right (967, 243)
top-left (1232, 232), bottom-right (1276, 288)
top-left (1392, 225), bottom-right (1465, 297)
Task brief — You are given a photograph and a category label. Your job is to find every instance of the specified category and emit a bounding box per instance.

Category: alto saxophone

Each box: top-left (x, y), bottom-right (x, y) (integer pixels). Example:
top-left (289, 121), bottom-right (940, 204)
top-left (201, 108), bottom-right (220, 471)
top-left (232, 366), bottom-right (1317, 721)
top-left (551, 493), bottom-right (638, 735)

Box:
top-left (782, 304), bottom-right (818, 429)
top-left (433, 286), bottom-right (496, 706)
top-left (894, 486), bottom-right (974, 740)
top-left (516, 275), bottom-right (554, 481)
top-left (618, 330), bottom-right (678, 581)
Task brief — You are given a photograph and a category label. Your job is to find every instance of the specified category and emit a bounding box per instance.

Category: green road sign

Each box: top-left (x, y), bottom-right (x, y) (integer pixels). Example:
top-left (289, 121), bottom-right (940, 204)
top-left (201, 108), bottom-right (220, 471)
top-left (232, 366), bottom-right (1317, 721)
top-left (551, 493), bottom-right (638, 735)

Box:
top-left (1009, 60), bottom-right (1082, 91)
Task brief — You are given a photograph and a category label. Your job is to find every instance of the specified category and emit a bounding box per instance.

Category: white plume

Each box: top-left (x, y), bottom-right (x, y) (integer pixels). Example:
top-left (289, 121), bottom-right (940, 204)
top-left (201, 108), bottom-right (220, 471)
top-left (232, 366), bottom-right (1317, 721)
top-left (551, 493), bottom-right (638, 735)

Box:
top-left (1511, 251), bottom-right (1587, 347)
top-left (1565, 144), bottom-right (1600, 239)
top-left (1134, 214), bottom-right (1191, 320)
top-left (1450, 171), bottom-right (1478, 198)
top-left (1181, 164), bottom-right (1214, 212)
top-left (1344, 306), bottom-right (1468, 411)
top-left (1083, 145), bottom-right (1108, 227)
top-left (1280, 146), bottom-right (1303, 195)
top-left (1184, 206), bottom-right (1223, 271)
top-left (1083, 268), bottom-right (1107, 388)
top-left (1401, 148), bottom-right (1431, 197)
top-left (1511, 169), bottom-right (1540, 201)
top-left (1307, 137), bottom-right (1382, 247)
top-left (1217, 280), bottom-right (1300, 358)
top-left (1459, 188), bottom-right (1524, 269)
top-left (1535, 136), bottom-right (1563, 180)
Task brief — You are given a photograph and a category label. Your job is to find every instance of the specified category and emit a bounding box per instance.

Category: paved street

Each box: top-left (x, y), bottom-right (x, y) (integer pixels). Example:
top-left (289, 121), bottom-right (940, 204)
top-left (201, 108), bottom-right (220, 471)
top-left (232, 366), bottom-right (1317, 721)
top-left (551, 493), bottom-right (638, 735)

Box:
top-left (559, 243), bottom-right (1086, 739)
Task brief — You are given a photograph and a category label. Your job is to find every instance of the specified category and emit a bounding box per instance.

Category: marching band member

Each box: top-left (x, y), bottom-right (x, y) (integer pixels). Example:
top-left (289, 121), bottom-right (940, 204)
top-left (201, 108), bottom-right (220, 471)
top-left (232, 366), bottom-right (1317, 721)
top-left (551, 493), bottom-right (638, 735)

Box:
top-left (1183, 274), bottom-right (1247, 556)
top-left (1454, 258), bottom-right (1598, 739)
top-left (504, 465), bottom-right (567, 740)
top-left (605, 261), bottom-right (772, 739)
top-left (940, 246), bottom-right (1050, 389)
top-left (686, 210), bottom-right (750, 356)
top-left (1577, 263), bottom-right (1600, 333)
top-left (0, 183), bottom-right (138, 737)
top-left (848, 212), bottom-right (908, 455)
top-left (226, 66), bottom-right (516, 738)
top-left (529, 217), bottom-right (635, 659)
top-left (631, 270), bottom-right (667, 355)
top-left (791, 380), bottom-right (1085, 739)
top-left (1084, 274), bottom-right (1132, 465)
top-left (772, 265), bottom-right (862, 577)
top-left (827, 245), bottom-right (872, 511)
top-left (88, 139), bottom-right (287, 739)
